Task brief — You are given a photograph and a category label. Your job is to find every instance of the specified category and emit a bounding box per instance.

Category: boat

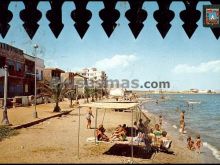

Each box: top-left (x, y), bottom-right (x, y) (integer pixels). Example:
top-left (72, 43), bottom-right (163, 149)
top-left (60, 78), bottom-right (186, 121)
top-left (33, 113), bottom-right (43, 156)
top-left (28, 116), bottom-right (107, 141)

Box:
top-left (187, 101), bottom-right (201, 104)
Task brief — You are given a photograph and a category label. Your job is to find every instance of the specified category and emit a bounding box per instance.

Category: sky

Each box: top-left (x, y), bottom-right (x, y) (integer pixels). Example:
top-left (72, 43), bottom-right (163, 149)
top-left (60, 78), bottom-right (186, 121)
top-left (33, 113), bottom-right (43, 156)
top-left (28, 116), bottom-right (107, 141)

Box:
top-left (0, 1), bottom-right (220, 91)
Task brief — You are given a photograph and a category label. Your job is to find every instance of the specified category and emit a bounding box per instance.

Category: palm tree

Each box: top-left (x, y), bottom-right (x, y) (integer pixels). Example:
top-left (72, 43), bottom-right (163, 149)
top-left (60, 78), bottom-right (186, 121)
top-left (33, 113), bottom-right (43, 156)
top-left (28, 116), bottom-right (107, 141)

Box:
top-left (91, 88), bottom-right (95, 102)
top-left (64, 89), bottom-right (76, 107)
top-left (50, 78), bottom-right (69, 112)
top-left (84, 86), bottom-right (90, 103)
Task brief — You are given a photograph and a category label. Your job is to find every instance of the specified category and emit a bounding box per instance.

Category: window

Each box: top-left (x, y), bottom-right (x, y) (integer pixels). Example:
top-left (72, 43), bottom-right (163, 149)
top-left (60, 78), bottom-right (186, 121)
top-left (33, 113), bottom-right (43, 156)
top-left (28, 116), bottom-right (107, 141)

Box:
top-left (25, 84), bottom-right (28, 93)
top-left (16, 62), bottom-right (23, 72)
top-left (7, 60), bottom-right (15, 71)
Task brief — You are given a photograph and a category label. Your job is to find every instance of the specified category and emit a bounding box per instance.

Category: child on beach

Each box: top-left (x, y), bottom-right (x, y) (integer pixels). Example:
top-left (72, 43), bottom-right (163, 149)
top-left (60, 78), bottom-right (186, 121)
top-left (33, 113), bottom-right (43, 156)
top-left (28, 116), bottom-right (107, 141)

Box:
top-left (194, 135), bottom-right (203, 154)
top-left (187, 136), bottom-right (195, 150)
top-left (153, 124), bottom-right (162, 147)
top-left (86, 107), bottom-right (94, 129)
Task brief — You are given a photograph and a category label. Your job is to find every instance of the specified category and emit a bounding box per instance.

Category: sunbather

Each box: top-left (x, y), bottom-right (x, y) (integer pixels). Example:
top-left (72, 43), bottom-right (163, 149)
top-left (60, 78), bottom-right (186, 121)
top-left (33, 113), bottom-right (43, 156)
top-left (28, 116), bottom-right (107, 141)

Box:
top-left (96, 124), bottom-right (109, 142)
top-left (133, 132), bottom-right (146, 143)
top-left (147, 127), bottom-right (156, 145)
top-left (159, 131), bottom-right (172, 150)
top-left (110, 124), bottom-right (127, 141)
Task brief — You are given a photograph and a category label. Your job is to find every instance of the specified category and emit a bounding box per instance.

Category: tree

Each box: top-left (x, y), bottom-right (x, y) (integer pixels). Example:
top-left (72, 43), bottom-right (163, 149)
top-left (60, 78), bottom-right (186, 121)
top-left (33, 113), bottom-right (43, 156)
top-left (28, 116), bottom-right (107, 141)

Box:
top-left (49, 78), bottom-right (69, 112)
top-left (84, 87), bottom-right (90, 103)
top-left (64, 89), bottom-right (76, 108)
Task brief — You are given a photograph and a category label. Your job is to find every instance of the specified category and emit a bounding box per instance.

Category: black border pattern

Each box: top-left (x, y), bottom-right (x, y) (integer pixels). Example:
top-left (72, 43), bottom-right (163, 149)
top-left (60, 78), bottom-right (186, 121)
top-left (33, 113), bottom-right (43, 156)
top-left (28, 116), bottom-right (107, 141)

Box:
top-left (0, 0), bottom-right (220, 39)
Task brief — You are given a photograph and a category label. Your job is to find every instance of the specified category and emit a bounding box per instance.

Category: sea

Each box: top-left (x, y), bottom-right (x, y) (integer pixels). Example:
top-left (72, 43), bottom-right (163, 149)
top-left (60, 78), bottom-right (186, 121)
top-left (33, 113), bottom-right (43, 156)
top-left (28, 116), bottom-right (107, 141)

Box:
top-left (142, 94), bottom-right (220, 163)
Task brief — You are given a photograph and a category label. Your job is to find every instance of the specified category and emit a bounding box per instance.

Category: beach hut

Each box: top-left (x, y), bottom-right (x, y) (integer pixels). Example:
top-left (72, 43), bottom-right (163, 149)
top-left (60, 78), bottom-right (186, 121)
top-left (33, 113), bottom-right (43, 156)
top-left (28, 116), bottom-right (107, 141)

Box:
top-left (77, 101), bottom-right (141, 161)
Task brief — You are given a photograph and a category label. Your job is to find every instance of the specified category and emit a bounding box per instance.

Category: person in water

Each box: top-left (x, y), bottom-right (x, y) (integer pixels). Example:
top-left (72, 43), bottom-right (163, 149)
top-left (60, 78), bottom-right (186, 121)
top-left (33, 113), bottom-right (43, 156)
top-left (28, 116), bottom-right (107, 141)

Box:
top-left (159, 115), bottom-right (162, 129)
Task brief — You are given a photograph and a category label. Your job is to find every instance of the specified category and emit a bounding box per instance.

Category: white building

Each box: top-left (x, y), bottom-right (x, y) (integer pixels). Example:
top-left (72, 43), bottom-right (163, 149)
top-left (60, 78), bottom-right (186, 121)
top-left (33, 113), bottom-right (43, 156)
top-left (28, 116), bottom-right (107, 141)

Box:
top-left (79, 68), bottom-right (107, 88)
top-left (198, 90), bottom-right (212, 94)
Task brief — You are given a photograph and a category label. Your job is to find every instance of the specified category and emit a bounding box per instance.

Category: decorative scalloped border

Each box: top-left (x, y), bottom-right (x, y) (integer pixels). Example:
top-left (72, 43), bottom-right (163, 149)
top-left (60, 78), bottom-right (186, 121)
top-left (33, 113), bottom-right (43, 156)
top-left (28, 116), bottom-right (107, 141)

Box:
top-left (0, 0), bottom-right (219, 39)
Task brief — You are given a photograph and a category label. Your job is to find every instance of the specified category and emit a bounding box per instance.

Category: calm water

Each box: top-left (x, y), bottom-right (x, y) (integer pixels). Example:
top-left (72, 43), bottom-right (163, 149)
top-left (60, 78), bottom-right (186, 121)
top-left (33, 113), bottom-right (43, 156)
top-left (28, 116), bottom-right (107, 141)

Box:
top-left (143, 94), bottom-right (220, 161)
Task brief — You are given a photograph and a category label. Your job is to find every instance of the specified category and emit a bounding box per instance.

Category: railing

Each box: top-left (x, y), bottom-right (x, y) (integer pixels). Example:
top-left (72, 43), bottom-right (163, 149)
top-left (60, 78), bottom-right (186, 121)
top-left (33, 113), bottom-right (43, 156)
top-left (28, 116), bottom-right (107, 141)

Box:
top-left (0, 0), bottom-right (219, 39)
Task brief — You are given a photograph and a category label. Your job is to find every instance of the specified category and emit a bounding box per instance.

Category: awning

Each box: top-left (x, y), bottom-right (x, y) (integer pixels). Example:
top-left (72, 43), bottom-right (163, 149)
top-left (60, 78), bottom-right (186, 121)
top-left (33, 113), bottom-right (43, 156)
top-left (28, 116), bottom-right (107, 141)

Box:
top-left (77, 101), bottom-right (142, 161)
top-left (79, 102), bottom-right (139, 109)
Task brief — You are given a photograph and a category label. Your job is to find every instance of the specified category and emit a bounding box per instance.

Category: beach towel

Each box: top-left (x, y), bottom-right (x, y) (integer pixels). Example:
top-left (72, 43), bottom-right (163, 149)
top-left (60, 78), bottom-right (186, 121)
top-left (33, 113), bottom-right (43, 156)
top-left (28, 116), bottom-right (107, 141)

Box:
top-left (86, 137), bottom-right (111, 144)
top-left (86, 137), bottom-right (96, 142)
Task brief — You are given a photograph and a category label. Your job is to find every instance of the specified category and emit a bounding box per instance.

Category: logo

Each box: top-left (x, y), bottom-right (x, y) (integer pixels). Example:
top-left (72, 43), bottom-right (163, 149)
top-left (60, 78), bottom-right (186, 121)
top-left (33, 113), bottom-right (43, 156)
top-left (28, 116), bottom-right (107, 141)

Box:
top-left (203, 5), bottom-right (220, 28)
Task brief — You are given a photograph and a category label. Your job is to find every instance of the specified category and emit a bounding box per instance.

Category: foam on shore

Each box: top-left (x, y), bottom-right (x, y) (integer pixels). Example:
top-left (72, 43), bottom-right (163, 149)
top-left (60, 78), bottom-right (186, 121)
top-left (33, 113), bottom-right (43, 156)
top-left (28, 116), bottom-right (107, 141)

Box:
top-left (203, 142), bottom-right (220, 161)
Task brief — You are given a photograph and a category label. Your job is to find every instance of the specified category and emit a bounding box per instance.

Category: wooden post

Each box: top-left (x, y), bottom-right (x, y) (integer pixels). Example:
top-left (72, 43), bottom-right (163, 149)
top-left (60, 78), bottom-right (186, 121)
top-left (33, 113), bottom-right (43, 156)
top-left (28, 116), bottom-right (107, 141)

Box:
top-left (77, 107), bottom-right (81, 159)
top-left (1, 65), bottom-right (10, 125)
top-left (94, 108), bottom-right (98, 145)
top-left (131, 108), bottom-right (134, 162)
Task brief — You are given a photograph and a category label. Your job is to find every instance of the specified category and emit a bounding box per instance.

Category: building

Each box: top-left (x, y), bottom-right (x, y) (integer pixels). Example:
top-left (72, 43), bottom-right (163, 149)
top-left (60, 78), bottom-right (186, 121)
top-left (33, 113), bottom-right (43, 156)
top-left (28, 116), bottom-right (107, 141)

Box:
top-left (198, 90), bottom-right (212, 94)
top-left (23, 54), bottom-right (35, 96)
top-left (190, 89), bottom-right (199, 93)
top-left (79, 67), bottom-right (107, 89)
top-left (0, 42), bottom-right (45, 98)
top-left (43, 68), bottom-right (65, 82)
top-left (0, 42), bottom-right (25, 98)
top-left (61, 72), bottom-right (75, 89)
top-left (74, 73), bottom-right (88, 97)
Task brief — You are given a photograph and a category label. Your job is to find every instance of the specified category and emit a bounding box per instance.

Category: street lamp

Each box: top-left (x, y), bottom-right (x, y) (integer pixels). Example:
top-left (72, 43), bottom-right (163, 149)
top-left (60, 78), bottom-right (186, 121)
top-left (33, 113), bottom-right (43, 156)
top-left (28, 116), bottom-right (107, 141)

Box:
top-left (33, 44), bottom-right (38, 118)
top-left (1, 65), bottom-right (10, 125)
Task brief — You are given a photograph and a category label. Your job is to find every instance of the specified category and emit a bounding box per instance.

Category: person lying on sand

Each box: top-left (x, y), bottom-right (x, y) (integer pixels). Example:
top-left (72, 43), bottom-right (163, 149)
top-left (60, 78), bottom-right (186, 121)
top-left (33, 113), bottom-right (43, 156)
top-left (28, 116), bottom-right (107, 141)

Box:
top-left (96, 124), bottom-right (109, 142)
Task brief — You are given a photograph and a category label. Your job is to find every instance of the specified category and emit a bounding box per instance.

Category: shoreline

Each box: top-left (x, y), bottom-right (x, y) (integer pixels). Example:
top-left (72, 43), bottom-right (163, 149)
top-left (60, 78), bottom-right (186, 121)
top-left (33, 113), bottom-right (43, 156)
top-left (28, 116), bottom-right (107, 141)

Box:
top-left (0, 99), bottom-right (218, 163)
top-left (135, 91), bottom-right (220, 95)
top-left (141, 107), bottom-right (220, 163)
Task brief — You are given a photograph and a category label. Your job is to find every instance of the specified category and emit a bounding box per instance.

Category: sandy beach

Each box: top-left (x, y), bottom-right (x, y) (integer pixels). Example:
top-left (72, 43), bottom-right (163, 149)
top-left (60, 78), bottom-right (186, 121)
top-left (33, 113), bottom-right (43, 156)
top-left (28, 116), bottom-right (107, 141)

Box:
top-left (0, 100), bottom-right (202, 163)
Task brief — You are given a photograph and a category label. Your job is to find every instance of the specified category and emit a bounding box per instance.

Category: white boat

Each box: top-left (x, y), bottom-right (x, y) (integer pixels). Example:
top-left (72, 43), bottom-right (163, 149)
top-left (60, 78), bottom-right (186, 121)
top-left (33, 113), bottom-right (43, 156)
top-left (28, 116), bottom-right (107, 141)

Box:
top-left (187, 101), bottom-right (201, 104)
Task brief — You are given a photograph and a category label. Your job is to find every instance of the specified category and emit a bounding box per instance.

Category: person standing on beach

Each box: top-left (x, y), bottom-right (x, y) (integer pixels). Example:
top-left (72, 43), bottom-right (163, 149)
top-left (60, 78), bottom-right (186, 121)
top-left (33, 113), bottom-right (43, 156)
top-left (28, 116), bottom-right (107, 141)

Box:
top-left (187, 136), bottom-right (195, 150)
top-left (194, 135), bottom-right (203, 154)
top-left (86, 107), bottom-right (94, 129)
top-left (179, 110), bottom-right (185, 133)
